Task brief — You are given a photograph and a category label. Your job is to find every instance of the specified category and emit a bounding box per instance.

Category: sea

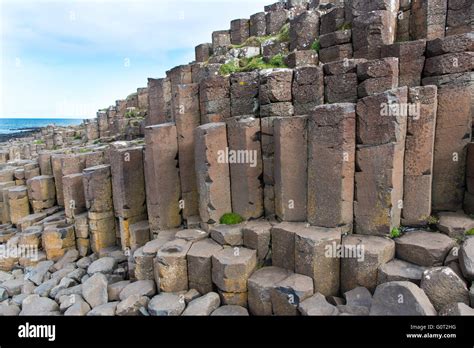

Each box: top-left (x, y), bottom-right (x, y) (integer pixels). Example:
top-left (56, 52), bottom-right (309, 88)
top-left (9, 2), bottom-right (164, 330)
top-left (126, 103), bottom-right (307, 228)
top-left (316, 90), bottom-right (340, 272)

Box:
top-left (0, 118), bottom-right (85, 135)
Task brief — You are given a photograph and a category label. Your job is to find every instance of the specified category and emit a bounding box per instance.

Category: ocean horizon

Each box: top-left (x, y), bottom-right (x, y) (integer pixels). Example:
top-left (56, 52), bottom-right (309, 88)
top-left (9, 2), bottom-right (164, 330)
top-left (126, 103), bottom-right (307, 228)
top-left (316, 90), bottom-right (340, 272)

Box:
top-left (0, 118), bottom-right (86, 135)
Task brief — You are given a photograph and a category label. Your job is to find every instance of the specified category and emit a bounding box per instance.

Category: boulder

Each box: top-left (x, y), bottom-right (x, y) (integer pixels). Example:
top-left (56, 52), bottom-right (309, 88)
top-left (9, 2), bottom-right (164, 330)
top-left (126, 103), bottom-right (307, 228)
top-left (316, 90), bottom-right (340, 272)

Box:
top-left (420, 267), bottom-right (470, 311)
top-left (82, 273), bottom-right (108, 308)
top-left (119, 280), bottom-right (156, 301)
top-left (298, 293), bottom-right (339, 316)
top-left (182, 292), bottom-right (221, 316)
top-left (87, 257), bottom-right (117, 275)
top-left (459, 238), bottom-right (474, 280)
top-left (148, 293), bottom-right (185, 316)
top-left (19, 294), bottom-right (60, 315)
top-left (370, 281), bottom-right (437, 315)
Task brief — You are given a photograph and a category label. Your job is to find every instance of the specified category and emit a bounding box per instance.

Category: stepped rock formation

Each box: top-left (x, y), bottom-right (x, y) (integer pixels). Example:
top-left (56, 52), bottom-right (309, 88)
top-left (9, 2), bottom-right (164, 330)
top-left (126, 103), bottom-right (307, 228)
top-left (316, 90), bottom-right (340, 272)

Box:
top-left (0, 0), bottom-right (473, 316)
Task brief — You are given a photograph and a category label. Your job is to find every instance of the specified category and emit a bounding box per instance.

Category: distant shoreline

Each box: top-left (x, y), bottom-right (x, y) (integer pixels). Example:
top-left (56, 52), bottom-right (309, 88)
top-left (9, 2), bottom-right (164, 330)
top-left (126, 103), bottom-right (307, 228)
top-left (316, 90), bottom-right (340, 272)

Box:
top-left (0, 127), bottom-right (42, 142)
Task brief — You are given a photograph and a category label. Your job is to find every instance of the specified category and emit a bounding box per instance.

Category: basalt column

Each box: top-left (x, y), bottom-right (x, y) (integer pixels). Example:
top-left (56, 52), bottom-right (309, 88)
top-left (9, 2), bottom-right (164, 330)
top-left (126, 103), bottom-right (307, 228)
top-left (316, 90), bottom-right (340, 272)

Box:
top-left (274, 116), bottom-right (308, 222)
top-left (307, 103), bottom-right (356, 228)
top-left (83, 165), bottom-right (116, 253)
top-left (194, 123), bottom-right (232, 226)
top-left (144, 124), bottom-right (182, 234)
top-left (226, 116), bottom-right (263, 220)
top-left (110, 146), bottom-right (147, 249)
top-left (402, 86), bottom-right (438, 225)
top-left (422, 33), bottom-right (473, 211)
top-left (174, 83), bottom-right (201, 222)
top-left (354, 87), bottom-right (408, 236)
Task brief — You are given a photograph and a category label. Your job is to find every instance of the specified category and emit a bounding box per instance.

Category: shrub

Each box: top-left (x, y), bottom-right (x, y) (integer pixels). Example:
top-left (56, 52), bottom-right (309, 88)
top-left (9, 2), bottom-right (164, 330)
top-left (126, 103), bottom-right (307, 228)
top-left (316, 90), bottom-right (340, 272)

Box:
top-left (220, 213), bottom-right (244, 225)
top-left (466, 228), bottom-right (474, 236)
top-left (33, 139), bottom-right (45, 145)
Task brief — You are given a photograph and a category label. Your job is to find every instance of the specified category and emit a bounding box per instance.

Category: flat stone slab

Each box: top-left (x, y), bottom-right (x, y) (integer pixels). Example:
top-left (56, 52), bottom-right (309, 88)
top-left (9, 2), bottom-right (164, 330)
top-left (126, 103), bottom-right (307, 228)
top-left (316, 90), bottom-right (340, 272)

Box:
top-left (210, 224), bottom-right (243, 246)
top-left (437, 212), bottom-right (474, 239)
top-left (395, 231), bottom-right (456, 267)
top-left (377, 259), bottom-right (427, 286)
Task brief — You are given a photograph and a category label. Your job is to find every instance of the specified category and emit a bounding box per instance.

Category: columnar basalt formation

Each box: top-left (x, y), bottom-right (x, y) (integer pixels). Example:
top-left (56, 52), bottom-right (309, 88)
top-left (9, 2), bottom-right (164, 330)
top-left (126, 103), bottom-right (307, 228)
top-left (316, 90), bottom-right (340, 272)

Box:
top-left (174, 83), bottom-right (201, 221)
top-left (83, 165), bottom-right (116, 253)
top-left (307, 103), bottom-right (355, 228)
top-left (274, 116), bottom-right (307, 222)
top-left (144, 124), bottom-right (182, 233)
top-left (0, 0), bottom-right (473, 317)
top-left (110, 146), bottom-right (147, 249)
top-left (354, 87), bottom-right (408, 236)
top-left (194, 123), bottom-right (232, 225)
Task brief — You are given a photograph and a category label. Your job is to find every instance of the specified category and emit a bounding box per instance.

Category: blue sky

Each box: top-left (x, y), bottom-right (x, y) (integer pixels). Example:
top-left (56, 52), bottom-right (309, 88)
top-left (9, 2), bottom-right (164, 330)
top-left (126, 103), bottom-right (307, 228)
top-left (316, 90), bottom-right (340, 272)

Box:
top-left (0, 0), bottom-right (268, 118)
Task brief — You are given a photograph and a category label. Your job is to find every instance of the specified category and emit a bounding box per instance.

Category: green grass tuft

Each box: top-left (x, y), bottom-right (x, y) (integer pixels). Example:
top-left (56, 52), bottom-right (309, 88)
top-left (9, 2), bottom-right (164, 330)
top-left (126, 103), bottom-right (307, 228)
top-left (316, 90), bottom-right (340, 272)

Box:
top-left (33, 139), bottom-right (45, 145)
top-left (219, 55), bottom-right (288, 75)
top-left (220, 213), bottom-right (244, 225)
top-left (466, 228), bottom-right (474, 236)
top-left (276, 23), bottom-right (290, 42)
top-left (426, 215), bottom-right (439, 225)
top-left (311, 39), bottom-right (320, 53)
top-left (390, 227), bottom-right (401, 239)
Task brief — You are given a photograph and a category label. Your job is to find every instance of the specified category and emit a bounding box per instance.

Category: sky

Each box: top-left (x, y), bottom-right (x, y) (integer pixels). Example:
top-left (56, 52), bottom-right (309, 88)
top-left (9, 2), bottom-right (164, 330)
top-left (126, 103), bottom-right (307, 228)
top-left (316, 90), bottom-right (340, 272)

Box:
top-left (0, 0), bottom-right (268, 119)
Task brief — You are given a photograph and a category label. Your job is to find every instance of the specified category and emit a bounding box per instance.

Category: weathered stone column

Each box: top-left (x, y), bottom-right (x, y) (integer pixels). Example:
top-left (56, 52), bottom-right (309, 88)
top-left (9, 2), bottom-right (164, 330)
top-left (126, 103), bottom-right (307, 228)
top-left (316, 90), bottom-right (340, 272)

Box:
top-left (38, 152), bottom-right (53, 176)
top-left (307, 103), bottom-right (355, 228)
top-left (110, 146), bottom-right (147, 249)
top-left (352, 5), bottom-right (397, 59)
top-left (168, 65), bottom-right (193, 123)
top-left (402, 86), bottom-right (438, 225)
top-left (446, 0), bottom-right (473, 36)
top-left (83, 165), bottom-right (116, 253)
top-left (465, 143), bottom-right (474, 214)
top-left (421, 34), bottom-right (473, 211)
top-left (381, 40), bottom-right (427, 88)
top-left (199, 75), bottom-right (231, 124)
top-left (146, 77), bottom-right (172, 126)
top-left (0, 182), bottom-right (15, 224)
top-left (410, 0), bottom-right (447, 40)
top-left (357, 57), bottom-right (399, 97)
top-left (226, 116), bottom-right (263, 220)
top-left (194, 122), bottom-right (232, 225)
top-left (292, 66), bottom-right (324, 115)
top-left (174, 84), bottom-right (201, 221)
top-left (8, 186), bottom-right (30, 225)
top-left (274, 116), bottom-right (307, 222)
top-left (26, 175), bottom-right (56, 213)
top-left (230, 72), bottom-right (259, 117)
top-left (354, 87), bottom-right (408, 236)
top-left (144, 124), bottom-right (182, 233)
top-left (63, 173), bottom-right (86, 220)
top-left (324, 59), bottom-right (362, 104)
